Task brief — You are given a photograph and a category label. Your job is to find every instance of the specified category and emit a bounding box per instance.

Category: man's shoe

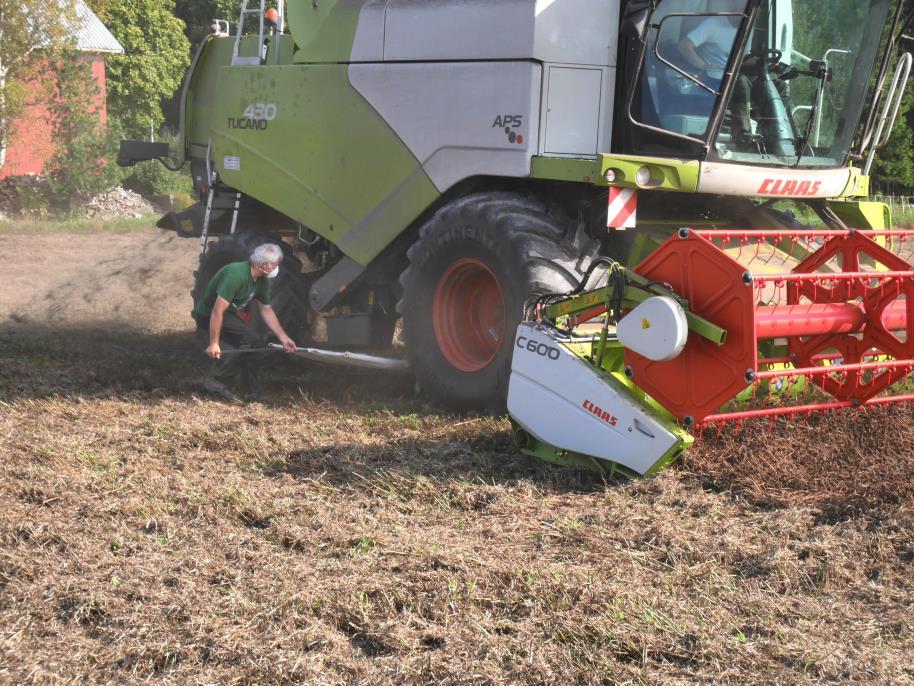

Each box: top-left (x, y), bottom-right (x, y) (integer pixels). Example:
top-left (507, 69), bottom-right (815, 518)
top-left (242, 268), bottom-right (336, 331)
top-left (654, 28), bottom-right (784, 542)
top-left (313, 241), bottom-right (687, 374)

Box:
top-left (203, 377), bottom-right (240, 401)
top-left (241, 371), bottom-right (262, 402)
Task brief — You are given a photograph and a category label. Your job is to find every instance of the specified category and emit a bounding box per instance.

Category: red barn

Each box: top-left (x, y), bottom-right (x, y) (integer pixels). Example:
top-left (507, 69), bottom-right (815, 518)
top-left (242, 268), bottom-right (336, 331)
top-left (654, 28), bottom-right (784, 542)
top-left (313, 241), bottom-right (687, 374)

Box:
top-left (0, 1), bottom-right (123, 180)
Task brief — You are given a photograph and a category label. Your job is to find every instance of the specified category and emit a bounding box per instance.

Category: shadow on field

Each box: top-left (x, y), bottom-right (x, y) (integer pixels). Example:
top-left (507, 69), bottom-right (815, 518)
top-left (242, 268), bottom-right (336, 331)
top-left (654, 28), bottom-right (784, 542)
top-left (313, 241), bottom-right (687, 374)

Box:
top-left (1, 322), bottom-right (608, 492)
top-left (0, 324), bottom-right (202, 400)
top-left (273, 437), bottom-right (609, 494)
top-left (267, 409), bottom-right (611, 493)
top-left (0, 323), bottom-right (415, 404)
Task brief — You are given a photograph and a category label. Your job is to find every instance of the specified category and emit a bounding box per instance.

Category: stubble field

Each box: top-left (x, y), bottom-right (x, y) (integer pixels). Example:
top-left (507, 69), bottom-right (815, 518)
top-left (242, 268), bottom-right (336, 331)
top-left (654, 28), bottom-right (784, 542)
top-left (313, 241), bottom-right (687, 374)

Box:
top-left (0, 223), bottom-right (913, 685)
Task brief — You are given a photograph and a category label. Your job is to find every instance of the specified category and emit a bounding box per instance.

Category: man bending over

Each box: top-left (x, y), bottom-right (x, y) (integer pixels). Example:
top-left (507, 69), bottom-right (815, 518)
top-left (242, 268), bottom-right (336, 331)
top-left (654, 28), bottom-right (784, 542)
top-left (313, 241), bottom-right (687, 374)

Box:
top-left (193, 243), bottom-right (297, 401)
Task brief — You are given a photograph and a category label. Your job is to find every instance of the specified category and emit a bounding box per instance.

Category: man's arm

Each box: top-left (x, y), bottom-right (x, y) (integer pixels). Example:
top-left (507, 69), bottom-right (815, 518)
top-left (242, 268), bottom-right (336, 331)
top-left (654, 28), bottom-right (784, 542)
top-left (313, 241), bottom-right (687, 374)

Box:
top-left (259, 304), bottom-right (297, 352)
top-left (207, 296), bottom-right (231, 359)
top-left (679, 37), bottom-right (707, 73)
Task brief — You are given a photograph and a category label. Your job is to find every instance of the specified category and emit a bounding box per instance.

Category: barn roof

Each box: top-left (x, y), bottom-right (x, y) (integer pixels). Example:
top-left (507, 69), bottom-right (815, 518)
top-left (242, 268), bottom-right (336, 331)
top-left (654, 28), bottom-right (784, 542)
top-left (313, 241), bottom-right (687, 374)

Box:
top-left (73, 0), bottom-right (124, 54)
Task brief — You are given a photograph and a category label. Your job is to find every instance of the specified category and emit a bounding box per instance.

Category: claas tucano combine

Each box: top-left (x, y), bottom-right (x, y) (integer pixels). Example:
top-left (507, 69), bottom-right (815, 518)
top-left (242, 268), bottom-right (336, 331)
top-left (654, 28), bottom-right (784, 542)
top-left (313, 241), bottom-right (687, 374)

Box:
top-left (120, 0), bottom-right (914, 476)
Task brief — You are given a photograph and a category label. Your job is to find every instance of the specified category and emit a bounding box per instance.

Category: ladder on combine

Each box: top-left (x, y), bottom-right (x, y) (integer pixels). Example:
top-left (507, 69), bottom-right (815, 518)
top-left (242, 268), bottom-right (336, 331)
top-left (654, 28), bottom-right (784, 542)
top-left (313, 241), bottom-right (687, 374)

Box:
top-left (196, 1), bottom-right (286, 257)
top-left (231, 0), bottom-right (285, 66)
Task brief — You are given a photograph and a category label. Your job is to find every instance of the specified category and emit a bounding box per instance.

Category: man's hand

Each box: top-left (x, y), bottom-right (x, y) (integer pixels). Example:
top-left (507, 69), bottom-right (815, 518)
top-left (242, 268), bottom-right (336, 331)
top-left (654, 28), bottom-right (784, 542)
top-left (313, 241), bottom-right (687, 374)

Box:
top-left (260, 305), bottom-right (297, 353)
top-left (206, 342), bottom-right (222, 359)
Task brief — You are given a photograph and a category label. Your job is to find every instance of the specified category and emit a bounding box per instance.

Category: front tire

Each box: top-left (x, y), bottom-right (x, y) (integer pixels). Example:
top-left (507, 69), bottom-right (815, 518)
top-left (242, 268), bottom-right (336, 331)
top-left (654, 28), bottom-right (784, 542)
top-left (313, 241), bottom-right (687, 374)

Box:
top-left (398, 192), bottom-right (600, 413)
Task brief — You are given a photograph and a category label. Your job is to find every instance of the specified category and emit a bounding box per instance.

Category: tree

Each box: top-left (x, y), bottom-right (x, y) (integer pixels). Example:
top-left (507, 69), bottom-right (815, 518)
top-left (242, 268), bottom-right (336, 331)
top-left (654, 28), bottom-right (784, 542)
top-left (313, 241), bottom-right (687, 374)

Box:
top-left (83, 0), bottom-right (115, 20)
top-left (0, 0), bottom-right (78, 170)
top-left (96, 0), bottom-right (189, 139)
top-left (46, 54), bottom-right (124, 209)
top-left (174, 0), bottom-right (240, 51)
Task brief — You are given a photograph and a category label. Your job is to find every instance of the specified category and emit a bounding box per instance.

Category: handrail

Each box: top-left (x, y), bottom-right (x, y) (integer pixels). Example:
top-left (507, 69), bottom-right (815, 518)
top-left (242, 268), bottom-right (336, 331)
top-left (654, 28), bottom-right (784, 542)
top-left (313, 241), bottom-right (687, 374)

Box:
top-left (864, 51), bottom-right (913, 175)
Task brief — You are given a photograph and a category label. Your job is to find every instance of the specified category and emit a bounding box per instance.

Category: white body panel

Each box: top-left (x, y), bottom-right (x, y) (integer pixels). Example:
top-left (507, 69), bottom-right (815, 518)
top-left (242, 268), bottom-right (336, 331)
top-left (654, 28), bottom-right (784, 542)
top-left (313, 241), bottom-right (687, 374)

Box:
top-left (507, 324), bottom-right (680, 476)
top-left (378, 0), bottom-right (619, 64)
top-left (617, 296), bottom-right (688, 362)
top-left (698, 162), bottom-right (852, 198)
top-left (350, 1), bottom-right (618, 168)
top-left (351, 0), bottom-right (387, 62)
top-left (350, 62), bottom-right (542, 192)
top-left (541, 66), bottom-right (615, 157)
top-left (533, 0), bottom-right (618, 66)
top-left (384, 0), bottom-right (534, 61)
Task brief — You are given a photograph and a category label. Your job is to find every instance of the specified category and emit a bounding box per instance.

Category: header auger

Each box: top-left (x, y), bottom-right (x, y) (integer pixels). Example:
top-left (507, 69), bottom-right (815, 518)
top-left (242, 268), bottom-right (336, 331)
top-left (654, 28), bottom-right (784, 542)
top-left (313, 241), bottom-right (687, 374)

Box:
top-left (508, 227), bottom-right (914, 477)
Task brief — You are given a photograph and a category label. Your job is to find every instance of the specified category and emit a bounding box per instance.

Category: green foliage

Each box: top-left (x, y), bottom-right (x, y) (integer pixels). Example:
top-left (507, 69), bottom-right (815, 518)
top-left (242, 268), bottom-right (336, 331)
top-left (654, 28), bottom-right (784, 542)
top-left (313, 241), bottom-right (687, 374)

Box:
top-left (0, 0), bottom-right (78, 169)
top-left (45, 57), bottom-right (125, 211)
top-left (125, 161), bottom-right (194, 197)
top-left (174, 0), bottom-right (241, 49)
top-left (84, 0), bottom-right (115, 20)
top-left (101, 0), bottom-right (190, 139)
top-left (15, 183), bottom-right (50, 219)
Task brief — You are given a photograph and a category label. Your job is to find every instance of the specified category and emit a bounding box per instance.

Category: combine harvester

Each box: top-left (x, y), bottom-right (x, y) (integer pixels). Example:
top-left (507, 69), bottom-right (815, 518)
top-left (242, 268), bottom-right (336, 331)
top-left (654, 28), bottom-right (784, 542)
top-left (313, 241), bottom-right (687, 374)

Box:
top-left (120, 0), bottom-right (914, 476)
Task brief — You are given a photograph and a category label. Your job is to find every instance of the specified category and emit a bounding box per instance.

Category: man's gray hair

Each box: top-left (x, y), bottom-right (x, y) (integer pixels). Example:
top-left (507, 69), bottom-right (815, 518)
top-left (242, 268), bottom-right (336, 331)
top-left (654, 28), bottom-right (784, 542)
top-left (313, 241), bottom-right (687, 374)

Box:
top-left (250, 243), bottom-right (284, 267)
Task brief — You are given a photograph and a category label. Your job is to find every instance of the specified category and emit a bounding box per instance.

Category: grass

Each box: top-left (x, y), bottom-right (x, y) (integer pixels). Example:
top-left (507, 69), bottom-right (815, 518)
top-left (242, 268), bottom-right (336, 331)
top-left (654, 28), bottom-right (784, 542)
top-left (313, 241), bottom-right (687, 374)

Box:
top-left (1, 323), bottom-right (913, 685)
top-left (0, 215), bottom-right (157, 233)
top-left (893, 207), bottom-right (914, 228)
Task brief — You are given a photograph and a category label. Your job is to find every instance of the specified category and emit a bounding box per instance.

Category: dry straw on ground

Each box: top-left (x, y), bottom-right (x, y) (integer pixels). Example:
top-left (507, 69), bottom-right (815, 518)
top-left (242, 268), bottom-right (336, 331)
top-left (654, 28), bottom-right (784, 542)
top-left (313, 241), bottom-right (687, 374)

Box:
top-left (1, 226), bottom-right (913, 685)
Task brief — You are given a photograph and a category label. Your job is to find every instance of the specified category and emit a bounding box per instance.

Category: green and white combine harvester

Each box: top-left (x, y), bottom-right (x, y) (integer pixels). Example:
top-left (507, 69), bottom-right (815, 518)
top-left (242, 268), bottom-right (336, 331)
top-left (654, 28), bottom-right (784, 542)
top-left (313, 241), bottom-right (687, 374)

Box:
top-left (120, 0), bottom-right (914, 476)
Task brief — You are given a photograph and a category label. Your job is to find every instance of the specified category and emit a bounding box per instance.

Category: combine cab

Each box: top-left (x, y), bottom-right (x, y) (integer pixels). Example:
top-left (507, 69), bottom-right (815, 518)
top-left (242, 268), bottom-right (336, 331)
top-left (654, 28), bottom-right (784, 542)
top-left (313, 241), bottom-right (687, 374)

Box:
top-left (120, 0), bottom-right (914, 474)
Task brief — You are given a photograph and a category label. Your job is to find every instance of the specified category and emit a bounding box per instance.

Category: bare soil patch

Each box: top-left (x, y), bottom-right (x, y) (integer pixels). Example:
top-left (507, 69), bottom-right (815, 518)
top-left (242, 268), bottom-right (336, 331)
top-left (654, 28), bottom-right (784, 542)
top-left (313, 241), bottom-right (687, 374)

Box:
top-left (0, 224), bottom-right (196, 333)
top-left (0, 224), bottom-right (912, 685)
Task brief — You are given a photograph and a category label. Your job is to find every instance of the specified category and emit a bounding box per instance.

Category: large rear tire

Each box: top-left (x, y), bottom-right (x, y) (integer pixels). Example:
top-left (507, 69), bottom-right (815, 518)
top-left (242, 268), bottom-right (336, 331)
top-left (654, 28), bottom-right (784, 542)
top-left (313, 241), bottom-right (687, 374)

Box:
top-left (398, 192), bottom-right (601, 414)
top-left (192, 232), bottom-right (312, 343)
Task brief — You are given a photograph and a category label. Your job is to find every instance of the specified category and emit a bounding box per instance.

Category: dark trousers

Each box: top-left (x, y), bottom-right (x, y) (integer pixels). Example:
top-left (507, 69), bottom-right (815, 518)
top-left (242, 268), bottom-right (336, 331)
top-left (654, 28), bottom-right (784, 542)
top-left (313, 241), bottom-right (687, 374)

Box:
top-left (195, 312), bottom-right (263, 388)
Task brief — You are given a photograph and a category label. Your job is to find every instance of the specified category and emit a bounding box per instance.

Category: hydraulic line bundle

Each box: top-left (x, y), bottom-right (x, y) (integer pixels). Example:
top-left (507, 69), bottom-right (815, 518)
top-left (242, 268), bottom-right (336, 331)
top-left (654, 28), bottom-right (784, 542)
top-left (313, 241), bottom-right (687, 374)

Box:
top-left (507, 228), bottom-right (914, 477)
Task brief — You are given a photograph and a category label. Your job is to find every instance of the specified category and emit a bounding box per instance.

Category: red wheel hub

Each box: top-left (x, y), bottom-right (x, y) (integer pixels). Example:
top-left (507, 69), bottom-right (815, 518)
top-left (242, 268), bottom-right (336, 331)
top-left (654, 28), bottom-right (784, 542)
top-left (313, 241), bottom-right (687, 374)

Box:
top-left (433, 258), bottom-right (506, 372)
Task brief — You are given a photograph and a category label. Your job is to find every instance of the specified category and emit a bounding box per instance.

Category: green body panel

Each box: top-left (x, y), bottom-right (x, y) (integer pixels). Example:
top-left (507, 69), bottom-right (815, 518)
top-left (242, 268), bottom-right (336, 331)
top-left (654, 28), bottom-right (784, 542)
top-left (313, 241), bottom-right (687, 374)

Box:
top-left (210, 64), bottom-right (439, 265)
top-left (184, 35), bottom-right (296, 158)
top-left (827, 199), bottom-right (892, 230)
top-left (530, 154), bottom-right (701, 193)
top-left (185, 37), bottom-right (235, 157)
top-left (287, 0), bottom-right (362, 64)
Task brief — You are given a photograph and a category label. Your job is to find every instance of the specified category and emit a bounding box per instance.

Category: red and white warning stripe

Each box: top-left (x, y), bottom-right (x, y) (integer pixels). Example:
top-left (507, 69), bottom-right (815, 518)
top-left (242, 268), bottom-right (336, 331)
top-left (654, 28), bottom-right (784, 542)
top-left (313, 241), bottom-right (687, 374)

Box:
top-left (607, 187), bottom-right (637, 229)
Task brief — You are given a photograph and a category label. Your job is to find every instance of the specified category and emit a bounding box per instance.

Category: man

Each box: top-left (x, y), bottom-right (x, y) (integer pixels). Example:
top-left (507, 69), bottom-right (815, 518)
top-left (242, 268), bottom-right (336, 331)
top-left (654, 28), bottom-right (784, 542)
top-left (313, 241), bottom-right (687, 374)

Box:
top-left (677, 1), bottom-right (754, 145)
top-left (678, 8), bottom-right (742, 80)
top-left (193, 243), bottom-right (297, 401)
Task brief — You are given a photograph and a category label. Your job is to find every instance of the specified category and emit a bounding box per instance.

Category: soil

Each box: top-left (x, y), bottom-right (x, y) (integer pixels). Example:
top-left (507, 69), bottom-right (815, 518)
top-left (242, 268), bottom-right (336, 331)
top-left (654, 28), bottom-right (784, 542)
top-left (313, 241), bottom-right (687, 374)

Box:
top-left (0, 225), bottom-right (196, 333)
top-left (0, 224), bottom-right (912, 685)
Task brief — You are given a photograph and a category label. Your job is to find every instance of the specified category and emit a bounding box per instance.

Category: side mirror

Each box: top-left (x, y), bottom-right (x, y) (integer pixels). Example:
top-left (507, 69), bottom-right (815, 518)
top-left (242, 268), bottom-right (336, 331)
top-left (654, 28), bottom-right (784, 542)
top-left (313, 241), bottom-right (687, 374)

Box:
top-left (117, 140), bottom-right (170, 167)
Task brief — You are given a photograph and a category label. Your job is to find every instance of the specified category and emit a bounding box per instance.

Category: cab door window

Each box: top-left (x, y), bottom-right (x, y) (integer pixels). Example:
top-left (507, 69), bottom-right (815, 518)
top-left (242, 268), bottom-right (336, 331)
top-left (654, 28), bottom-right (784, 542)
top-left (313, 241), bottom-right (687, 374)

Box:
top-left (637, 0), bottom-right (748, 140)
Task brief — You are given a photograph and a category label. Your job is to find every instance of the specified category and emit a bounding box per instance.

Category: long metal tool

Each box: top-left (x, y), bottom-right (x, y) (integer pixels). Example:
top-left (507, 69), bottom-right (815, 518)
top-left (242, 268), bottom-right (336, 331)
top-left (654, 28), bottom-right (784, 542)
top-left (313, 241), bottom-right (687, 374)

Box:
top-left (268, 343), bottom-right (411, 371)
top-left (221, 344), bottom-right (411, 371)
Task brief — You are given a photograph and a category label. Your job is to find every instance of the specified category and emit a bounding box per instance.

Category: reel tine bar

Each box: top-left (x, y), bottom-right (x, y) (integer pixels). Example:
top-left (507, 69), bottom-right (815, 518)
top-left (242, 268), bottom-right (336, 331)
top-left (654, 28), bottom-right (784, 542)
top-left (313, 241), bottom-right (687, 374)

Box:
top-left (628, 228), bottom-right (914, 427)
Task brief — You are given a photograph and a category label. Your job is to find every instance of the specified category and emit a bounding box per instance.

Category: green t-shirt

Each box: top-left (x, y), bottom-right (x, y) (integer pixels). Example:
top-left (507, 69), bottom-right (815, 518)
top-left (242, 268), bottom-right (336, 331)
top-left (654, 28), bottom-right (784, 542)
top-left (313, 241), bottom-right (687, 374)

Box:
top-left (193, 261), bottom-right (271, 317)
